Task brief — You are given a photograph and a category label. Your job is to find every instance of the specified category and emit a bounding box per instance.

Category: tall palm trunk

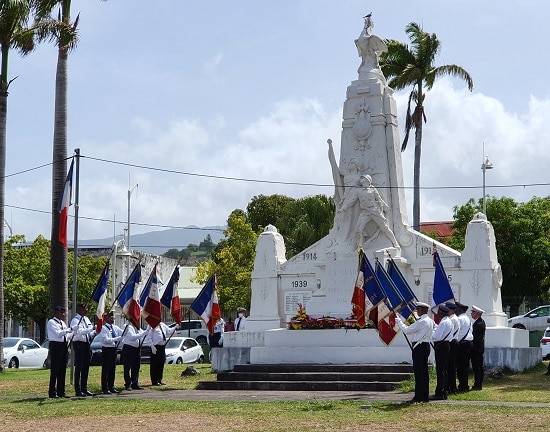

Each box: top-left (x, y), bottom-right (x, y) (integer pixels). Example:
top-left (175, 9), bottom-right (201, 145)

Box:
top-left (0, 89), bottom-right (7, 371)
top-left (49, 31), bottom-right (69, 313)
top-left (412, 84), bottom-right (424, 232)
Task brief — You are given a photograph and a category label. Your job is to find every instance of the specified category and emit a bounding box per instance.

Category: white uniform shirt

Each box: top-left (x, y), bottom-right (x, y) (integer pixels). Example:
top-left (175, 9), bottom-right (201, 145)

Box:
top-left (432, 316), bottom-right (454, 342)
top-left (145, 322), bottom-right (176, 347)
top-left (449, 313), bottom-right (460, 341)
top-left (457, 314), bottom-right (474, 342)
top-left (122, 324), bottom-right (147, 348)
top-left (234, 316), bottom-right (246, 331)
top-left (396, 313), bottom-right (434, 346)
top-left (70, 313), bottom-right (95, 343)
top-left (47, 317), bottom-right (71, 343)
top-left (100, 323), bottom-right (123, 347)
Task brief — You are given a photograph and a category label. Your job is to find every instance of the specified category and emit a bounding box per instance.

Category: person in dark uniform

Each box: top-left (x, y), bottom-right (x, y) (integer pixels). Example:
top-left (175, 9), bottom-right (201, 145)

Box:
top-left (100, 311), bottom-right (123, 394)
top-left (445, 301), bottom-right (460, 395)
top-left (145, 321), bottom-right (177, 386)
top-left (395, 302), bottom-right (434, 403)
top-left (46, 306), bottom-right (73, 398)
top-left (470, 305), bottom-right (486, 390)
top-left (70, 303), bottom-right (96, 397)
top-left (431, 305), bottom-right (453, 400)
top-left (456, 302), bottom-right (474, 392)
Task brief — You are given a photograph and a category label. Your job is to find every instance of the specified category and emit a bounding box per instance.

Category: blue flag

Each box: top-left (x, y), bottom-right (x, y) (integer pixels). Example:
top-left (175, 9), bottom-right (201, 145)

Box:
top-left (375, 260), bottom-right (402, 311)
top-left (91, 260), bottom-right (109, 304)
top-left (117, 263), bottom-right (142, 327)
top-left (360, 254), bottom-right (384, 313)
top-left (387, 258), bottom-right (417, 319)
top-left (433, 250), bottom-right (455, 306)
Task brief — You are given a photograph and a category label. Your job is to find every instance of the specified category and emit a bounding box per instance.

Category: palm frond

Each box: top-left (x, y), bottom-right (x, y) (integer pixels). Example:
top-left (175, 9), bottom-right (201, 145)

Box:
top-left (432, 64), bottom-right (474, 91)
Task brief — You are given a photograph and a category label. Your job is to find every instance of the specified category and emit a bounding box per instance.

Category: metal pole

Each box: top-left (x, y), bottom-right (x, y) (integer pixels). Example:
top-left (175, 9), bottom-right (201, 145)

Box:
top-left (127, 182), bottom-right (138, 274)
top-left (70, 148), bottom-right (80, 385)
top-left (482, 164), bottom-right (487, 215)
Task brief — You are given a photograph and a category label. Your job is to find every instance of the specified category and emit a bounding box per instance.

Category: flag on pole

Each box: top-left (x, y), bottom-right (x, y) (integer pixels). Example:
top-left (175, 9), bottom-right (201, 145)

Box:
top-left (351, 250), bottom-right (367, 327)
top-left (190, 274), bottom-right (221, 335)
top-left (57, 159), bottom-right (74, 247)
top-left (142, 264), bottom-right (162, 328)
top-left (361, 253), bottom-right (385, 326)
top-left (117, 263), bottom-right (142, 328)
top-left (432, 250), bottom-right (455, 308)
top-left (375, 260), bottom-right (402, 346)
top-left (387, 258), bottom-right (417, 320)
top-left (91, 260), bottom-right (109, 333)
top-left (160, 266), bottom-right (182, 324)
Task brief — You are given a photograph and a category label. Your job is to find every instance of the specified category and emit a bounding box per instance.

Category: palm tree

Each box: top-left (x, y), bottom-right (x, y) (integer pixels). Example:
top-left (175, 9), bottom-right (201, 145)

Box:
top-left (380, 22), bottom-right (473, 231)
top-left (32, 0), bottom-right (79, 314)
top-left (0, 0), bottom-right (40, 372)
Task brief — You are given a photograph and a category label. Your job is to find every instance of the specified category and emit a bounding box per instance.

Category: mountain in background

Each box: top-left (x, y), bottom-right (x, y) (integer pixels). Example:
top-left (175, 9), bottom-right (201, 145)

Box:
top-left (76, 225), bottom-right (226, 255)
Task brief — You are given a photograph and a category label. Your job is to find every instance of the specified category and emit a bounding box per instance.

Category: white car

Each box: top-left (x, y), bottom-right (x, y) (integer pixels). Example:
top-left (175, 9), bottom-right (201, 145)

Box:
top-left (2, 337), bottom-right (49, 369)
top-left (164, 337), bottom-right (204, 365)
top-left (541, 328), bottom-right (550, 360)
top-left (175, 320), bottom-right (208, 345)
top-left (508, 305), bottom-right (550, 331)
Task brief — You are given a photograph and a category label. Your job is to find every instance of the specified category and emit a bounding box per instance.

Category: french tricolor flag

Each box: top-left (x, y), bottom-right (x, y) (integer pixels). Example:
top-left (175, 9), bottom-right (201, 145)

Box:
top-left (57, 159), bottom-right (74, 248)
top-left (190, 274), bottom-right (221, 334)
top-left (143, 264), bottom-right (162, 328)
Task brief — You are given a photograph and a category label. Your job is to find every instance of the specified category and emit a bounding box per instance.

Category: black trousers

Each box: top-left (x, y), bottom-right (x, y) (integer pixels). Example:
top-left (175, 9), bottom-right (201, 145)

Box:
top-left (73, 341), bottom-right (91, 393)
top-left (150, 344), bottom-right (166, 385)
top-left (470, 349), bottom-right (484, 388)
top-left (412, 342), bottom-right (430, 402)
top-left (209, 332), bottom-right (222, 348)
top-left (446, 339), bottom-right (458, 393)
top-left (48, 341), bottom-right (68, 397)
top-left (123, 345), bottom-right (141, 387)
top-left (101, 346), bottom-right (117, 391)
top-left (434, 341), bottom-right (450, 397)
top-left (457, 340), bottom-right (473, 391)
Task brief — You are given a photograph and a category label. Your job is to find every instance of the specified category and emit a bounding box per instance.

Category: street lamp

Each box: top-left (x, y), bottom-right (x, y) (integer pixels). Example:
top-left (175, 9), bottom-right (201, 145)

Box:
top-left (481, 154), bottom-right (493, 215)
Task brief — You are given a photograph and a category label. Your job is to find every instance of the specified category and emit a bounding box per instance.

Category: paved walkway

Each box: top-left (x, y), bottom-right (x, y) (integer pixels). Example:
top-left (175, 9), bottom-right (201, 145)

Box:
top-left (87, 388), bottom-right (550, 407)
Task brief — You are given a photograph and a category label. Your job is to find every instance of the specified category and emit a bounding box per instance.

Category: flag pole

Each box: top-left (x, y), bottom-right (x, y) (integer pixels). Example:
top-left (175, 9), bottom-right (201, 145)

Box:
top-left (69, 149), bottom-right (80, 385)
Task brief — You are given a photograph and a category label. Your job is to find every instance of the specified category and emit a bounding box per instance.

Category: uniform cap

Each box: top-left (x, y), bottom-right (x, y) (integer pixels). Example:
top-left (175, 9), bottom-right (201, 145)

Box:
top-left (438, 305), bottom-right (450, 314)
top-left (472, 305), bottom-right (485, 314)
top-left (415, 302), bottom-right (430, 309)
top-left (445, 302), bottom-right (457, 310)
top-left (54, 305), bottom-right (65, 312)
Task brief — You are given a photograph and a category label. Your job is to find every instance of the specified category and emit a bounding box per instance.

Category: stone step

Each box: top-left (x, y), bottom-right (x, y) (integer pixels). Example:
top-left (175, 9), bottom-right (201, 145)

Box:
top-left (216, 371), bottom-right (411, 382)
top-left (198, 363), bottom-right (413, 392)
top-left (198, 380), bottom-right (400, 392)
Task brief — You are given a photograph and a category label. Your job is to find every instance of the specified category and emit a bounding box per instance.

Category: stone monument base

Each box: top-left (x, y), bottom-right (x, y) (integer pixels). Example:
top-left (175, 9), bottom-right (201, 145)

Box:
top-left (211, 327), bottom-right (539, 373)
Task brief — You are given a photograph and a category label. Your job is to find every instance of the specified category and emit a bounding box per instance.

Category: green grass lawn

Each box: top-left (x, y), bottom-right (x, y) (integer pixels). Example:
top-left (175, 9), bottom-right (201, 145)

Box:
top-left (0, 362), bottom-right (549, 431)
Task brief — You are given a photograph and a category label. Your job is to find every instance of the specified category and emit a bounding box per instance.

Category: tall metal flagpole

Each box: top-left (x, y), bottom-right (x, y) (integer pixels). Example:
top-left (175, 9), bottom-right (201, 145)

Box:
top-left (70, 148), bottom-right (80, 385)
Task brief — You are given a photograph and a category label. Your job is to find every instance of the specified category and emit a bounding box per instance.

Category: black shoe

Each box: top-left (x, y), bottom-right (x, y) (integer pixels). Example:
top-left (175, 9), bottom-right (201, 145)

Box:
top-left (124, 385), bottom-right (132, 391)
top-left (85, 391), bottom-right (96, 397)
top-left (131, 385), bottom-right (144, 390)
top-left (102, 390), bottom-right (111, 395)
top-left (430, 394), bottom-right (447, 400)
top-left (109, 388), bottom-right (120, 394)
top-left (158, 381), bottom-right (166, 386)
top-left (49, 395), bottom-right (59, 399)
top-left (152, 382), bottom-right (161, 386)
top-left (75, 392), bottom-right (86, 397)
top-left (58, 394), bottom-right (71, 398)
top-left (471, 386), bottom-right (482, 391)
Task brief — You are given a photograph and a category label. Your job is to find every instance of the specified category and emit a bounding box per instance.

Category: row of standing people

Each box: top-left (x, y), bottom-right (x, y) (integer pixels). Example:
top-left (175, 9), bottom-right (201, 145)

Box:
top-left (395, 301), bottom-right (486, 403)
top-left (208, 307), bottom-right (247, 349)
top-left (47, 304), bottom-right (177, 398)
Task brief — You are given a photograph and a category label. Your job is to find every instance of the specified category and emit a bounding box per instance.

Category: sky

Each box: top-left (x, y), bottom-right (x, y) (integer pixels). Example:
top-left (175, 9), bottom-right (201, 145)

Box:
top-left (4, 0), bottom-right (550, 245)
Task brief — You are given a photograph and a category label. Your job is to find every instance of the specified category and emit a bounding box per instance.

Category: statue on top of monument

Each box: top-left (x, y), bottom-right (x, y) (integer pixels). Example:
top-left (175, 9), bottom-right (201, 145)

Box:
top-left (355, 14), bottom-right (387, 81)
top-left (338, 174), bottom-right (399, 250)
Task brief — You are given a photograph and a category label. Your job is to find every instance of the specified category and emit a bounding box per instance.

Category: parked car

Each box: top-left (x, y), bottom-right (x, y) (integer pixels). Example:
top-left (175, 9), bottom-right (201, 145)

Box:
top-left (508, 305), bottom-right (550, 331)
top-left (541, 327), bottom-right (550, 360)
top-left (90, 338), bottom-right (123, 366)
top-left (140, 337), bottom-right (204, 364)
top-left (41, 338), bottom-right (71, 369)
top-left (2, 337), bottom-right (49, 369)
top-left (175, 320), bottom-right (208, 344)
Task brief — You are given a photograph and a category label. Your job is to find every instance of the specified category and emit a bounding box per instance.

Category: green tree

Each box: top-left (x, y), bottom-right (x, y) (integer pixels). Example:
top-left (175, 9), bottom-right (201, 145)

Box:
top-left (246, 194), bottom-right (295, 233)
top-left (278, 194), bottom-right (335, 257)
top-left (380, 22), bottom-right (473, 231)
top-left (199, 234), bottom-right (215, 254)
top-left (4, 235), bottom-right (106, 343)
top-left (450, 196), bottom-right (550, 304)
top-left (193, 210), bottom-right (257, 312)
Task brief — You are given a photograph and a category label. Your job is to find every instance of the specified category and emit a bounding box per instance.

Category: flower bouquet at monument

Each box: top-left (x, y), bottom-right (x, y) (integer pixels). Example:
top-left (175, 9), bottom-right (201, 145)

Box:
top-left (288, 303), bottom-right (309, 329)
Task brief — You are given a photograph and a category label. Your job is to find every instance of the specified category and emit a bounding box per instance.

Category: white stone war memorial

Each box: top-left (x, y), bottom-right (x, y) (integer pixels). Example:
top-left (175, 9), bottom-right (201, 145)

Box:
top-left (213, 17), bottom-right (539, 372)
